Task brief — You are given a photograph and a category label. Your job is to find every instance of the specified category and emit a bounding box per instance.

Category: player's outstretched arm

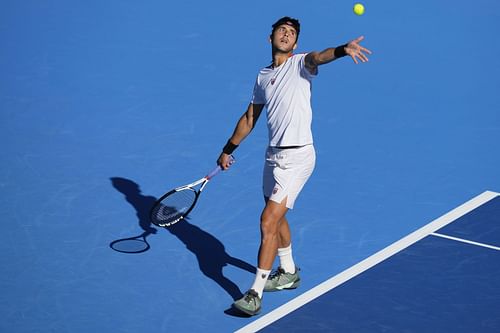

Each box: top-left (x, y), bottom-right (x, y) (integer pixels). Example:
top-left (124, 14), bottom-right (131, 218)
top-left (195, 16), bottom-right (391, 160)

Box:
top-left (305, 36), bottom-right (372, 72)
top-left (218, 103), bottom-right (264, 169)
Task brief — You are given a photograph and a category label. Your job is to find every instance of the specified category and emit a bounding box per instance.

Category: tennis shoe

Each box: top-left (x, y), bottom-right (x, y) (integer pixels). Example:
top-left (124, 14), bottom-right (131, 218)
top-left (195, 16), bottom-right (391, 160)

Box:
top-left (264, 267), bottom-right (300, 292)
top-left (233, 289), bottom-right (261, 316)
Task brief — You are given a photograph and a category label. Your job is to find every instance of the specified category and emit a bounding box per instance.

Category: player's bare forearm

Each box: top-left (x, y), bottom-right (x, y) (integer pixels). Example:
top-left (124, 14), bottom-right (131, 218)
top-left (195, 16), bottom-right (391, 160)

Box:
top-left (304, 48), bottom-right (339, 73)
top-left (307, 48), bottom-right (338, 66)
top-left (218, 103), bottom-right (264, 169)
top-left (229, 111), bottom-right (254, 145)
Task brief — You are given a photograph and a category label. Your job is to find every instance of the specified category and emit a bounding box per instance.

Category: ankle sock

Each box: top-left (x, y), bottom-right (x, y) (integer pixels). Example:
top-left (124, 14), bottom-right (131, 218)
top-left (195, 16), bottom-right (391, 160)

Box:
top-left (278, 244), bottom-right (295, 273)
top-left (251, 267), bottom-right (271, 298)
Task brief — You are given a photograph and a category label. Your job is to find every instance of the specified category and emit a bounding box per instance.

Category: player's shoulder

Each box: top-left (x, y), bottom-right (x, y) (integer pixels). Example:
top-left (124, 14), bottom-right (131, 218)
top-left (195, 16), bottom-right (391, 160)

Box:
top-left (256, 63), bottom-right (273, 76)
top-left (289, 53), bottom-right (309, 67)
top-left (292, 53), bottom-right (308, 60)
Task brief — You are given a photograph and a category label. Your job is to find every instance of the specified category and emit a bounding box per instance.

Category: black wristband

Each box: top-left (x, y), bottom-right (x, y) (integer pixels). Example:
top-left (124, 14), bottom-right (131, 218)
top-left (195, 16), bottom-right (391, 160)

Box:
top-left (334, 44), bottom-right (348, 58)
top-left (222, 140), bottom-right (238, 155)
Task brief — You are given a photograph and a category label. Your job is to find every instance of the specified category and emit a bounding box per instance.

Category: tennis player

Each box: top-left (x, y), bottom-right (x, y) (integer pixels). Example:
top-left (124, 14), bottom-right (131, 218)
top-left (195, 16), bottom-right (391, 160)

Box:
top-left (217, 16), bottom-right (371, 316)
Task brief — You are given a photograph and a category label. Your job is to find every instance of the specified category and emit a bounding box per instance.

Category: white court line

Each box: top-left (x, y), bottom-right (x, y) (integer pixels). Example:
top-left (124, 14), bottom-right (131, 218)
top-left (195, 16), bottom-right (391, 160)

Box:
top-left (235, 190), bottom-right (500, 333)
top-left (431, 232), bottom-right (500, 251)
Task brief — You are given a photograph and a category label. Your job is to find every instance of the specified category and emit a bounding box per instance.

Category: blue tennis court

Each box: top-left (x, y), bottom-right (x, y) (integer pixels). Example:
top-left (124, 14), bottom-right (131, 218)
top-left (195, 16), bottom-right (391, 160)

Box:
top-left (1, 1), bottom-right (499, 332)
top-left (239, 191), bottom-right (500, 332)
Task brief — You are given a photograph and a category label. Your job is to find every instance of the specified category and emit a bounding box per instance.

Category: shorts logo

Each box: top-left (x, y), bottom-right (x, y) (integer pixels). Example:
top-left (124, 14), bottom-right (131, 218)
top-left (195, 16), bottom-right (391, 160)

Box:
top-left (273, 187), bottom-right (279, 195)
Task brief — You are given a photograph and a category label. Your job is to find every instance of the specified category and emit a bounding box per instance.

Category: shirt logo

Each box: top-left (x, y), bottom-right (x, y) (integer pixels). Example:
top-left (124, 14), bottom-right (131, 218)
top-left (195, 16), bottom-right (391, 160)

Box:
top-left (271, 78), bottom-right (276, 85)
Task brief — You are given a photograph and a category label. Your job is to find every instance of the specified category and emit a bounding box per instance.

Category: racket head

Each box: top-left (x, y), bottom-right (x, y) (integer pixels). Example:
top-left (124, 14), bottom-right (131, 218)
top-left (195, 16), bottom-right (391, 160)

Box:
top-left (110, 236), bottom-right (150, 254)
top-left (150, 187), bottom-right (198, 227)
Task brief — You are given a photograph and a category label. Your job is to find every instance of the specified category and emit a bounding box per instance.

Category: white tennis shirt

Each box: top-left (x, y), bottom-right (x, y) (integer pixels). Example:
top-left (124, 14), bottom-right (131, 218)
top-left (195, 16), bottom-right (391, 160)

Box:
top-left (251, 53), bottom-right (316, 147)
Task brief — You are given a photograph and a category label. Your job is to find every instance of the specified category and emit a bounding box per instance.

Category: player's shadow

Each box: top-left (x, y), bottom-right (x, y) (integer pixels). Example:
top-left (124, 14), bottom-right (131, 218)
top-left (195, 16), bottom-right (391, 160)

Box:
top-left (110, 178), bottom-right (158, 253)
top-left (110, 177), bottom-right (255, 301)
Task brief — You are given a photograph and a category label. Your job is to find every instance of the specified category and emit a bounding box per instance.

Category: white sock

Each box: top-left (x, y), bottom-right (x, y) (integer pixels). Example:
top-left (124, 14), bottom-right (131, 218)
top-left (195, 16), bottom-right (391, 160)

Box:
top-left (250, 267), bottom-right (271, 298)
top-left (278, 244), bottom-right (295, 273)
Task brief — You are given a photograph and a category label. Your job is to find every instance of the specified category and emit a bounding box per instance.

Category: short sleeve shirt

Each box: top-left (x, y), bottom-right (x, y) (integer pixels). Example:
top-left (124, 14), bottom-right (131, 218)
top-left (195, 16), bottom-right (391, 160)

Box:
top-left (251, 53), bottom-right (316, 147)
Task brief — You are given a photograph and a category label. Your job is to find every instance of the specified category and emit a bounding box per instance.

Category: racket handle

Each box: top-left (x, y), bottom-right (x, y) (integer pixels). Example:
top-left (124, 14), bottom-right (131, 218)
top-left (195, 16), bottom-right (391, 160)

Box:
top-left (207, 155), bottom-right (235, 179)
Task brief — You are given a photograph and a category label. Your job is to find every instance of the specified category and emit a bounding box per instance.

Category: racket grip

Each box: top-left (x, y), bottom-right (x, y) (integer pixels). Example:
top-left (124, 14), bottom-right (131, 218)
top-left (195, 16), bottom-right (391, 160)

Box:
top-left (207, 155), bottom-right (235, 179)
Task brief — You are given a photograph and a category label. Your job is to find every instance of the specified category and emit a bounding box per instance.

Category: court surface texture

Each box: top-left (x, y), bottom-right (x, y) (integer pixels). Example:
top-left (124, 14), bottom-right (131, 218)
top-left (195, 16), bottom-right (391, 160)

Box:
top-left (1, 1), bottom-right (499, 332)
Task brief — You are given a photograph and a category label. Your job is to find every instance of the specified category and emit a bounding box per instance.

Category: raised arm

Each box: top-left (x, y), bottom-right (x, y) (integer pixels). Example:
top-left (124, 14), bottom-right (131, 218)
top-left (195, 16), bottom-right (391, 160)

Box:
top-left (305, 36), bottom-right (372, 73)
top-left (218, 103), bottom-right (265, 169)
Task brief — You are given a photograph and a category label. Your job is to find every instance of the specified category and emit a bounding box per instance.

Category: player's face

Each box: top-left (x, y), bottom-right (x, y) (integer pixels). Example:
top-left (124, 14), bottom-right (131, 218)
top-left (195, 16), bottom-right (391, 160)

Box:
top-left (271, 24), bottom-right (297, 53)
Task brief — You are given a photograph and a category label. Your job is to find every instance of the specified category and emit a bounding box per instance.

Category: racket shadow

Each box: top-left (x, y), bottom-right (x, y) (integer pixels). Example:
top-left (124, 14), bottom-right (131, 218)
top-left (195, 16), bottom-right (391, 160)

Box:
top-left (110, 177), bottom-right (256, 301)
top-left (110, 177), bottom-right (158, 253)
top-left (109, 231), bottom-right (152, 254)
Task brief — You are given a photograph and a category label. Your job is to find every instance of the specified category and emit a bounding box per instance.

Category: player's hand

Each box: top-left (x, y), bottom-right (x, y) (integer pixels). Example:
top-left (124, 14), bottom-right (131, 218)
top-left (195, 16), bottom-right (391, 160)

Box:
top-left (346, 36), bottom-right (372, 64)
top-left (217, 153), bottom-right (234, 170)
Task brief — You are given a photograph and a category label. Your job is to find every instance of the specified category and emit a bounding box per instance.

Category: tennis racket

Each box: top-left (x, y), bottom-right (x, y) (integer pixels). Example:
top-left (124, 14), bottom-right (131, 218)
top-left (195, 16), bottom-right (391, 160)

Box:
top-left (150, 156), bottom-right (234, 227)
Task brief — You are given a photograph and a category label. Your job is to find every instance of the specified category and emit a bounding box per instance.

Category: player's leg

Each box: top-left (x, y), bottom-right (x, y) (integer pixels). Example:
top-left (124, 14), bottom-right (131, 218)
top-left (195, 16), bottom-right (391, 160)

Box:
top-left (258, 197), bottom-right (289, 270)
top-left (260, 146), bottom-right (316, 293)
top-left (233, 146), bottom-right (313, 314)
top-left (233, 197), bottom-right (288, 315)
top-left (263, 202), bottom-right (301, 292)
top-left (277, 212), bottom-right (291, 248)
top-left (264, 196), bottom-right (296, 273)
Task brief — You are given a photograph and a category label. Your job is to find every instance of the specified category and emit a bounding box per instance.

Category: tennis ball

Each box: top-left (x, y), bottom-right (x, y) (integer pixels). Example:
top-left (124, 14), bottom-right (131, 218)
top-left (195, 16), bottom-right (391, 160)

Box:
top-left (353, 3), bottom-right (365, 16)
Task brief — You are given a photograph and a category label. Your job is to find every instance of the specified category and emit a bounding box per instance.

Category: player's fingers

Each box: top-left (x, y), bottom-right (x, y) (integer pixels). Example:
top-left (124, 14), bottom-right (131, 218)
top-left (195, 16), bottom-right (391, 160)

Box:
top-left (351, 55), bottom-right (359, 64)
top-left (358, 52), bottom-right (369, 62)
top-left (360, 46), bottom-right (372, 54)
top-left (223, 159), bottom-right (233, 170)
top-left (354, 36), bottom-right (365, 43)
top-left (217, 160), bottom-right (227, 170)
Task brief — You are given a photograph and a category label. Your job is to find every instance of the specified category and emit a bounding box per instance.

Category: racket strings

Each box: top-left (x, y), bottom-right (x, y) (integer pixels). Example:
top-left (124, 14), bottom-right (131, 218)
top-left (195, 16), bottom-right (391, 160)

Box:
top-left (151, 189), bottom-right (196, 226)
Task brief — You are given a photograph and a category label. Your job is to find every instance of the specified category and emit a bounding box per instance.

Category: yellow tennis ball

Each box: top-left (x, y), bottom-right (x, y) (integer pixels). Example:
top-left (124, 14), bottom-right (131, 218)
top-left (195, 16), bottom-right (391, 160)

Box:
top-left (353, 3), bottom-right (365, 16)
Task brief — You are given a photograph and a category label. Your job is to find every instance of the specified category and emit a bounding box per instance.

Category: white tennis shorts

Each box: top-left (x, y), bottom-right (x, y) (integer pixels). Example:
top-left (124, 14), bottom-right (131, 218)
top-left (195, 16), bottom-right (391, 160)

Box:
top-left (263, 144), bottom-right (316, 209)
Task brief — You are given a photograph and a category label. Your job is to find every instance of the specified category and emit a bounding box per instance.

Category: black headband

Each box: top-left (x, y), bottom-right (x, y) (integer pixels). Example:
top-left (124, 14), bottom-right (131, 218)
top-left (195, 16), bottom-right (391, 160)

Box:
top-left (271, 16), bottom-right (300, 37)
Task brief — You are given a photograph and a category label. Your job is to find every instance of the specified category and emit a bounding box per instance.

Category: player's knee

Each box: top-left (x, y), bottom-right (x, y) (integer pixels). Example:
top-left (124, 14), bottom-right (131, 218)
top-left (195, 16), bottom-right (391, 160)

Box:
top-left (260, 213), bottom-right (279, 237)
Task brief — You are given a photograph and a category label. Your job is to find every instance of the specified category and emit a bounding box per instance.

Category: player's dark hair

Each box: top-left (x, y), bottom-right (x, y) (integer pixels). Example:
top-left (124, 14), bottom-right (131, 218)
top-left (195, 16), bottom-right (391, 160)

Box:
top-left (271, 16), bottom-right (300, 40)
